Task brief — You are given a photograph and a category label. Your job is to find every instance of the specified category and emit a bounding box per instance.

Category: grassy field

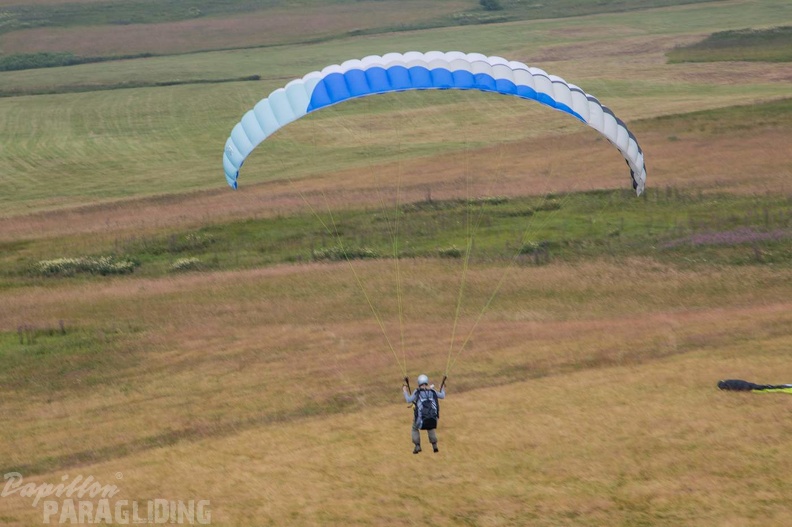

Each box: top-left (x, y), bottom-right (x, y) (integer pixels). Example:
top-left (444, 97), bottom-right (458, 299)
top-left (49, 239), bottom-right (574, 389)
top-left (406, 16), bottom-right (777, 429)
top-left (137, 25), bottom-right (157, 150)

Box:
top-left (2, 0), bottom-right (792, 526)
top-left (1, 0), bottom-right (792, 215)
top-left (668, 25), bottom-right (792, 62)
top-left (0, 0), bottom-right (719, 59)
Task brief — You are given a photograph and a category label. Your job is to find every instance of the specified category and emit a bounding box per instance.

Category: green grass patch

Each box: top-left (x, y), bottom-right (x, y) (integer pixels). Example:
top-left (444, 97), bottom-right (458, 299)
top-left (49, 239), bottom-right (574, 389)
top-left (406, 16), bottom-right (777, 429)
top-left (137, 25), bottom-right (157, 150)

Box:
top-left (0, 323), bottom-right (141, 393)
top-left (635, 97), bottom-right (792, 135)
top-left (668, 26), bottom-right (792, 63)
top-left (2, 189), bottom-right (790, 287)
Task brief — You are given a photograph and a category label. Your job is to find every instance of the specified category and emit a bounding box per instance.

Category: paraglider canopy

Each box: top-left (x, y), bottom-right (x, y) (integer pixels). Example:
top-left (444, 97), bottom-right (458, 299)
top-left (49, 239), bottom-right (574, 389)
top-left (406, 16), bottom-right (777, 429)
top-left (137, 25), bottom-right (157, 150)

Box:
top-left (223, 51), bottom-right (646, 194)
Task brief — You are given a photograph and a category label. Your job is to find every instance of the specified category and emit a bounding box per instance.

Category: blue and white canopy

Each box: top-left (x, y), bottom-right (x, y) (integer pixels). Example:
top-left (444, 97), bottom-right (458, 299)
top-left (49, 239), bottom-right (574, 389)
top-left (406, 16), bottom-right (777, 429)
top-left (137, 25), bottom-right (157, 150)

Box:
top-left (223, 51), bottom-right (647, 194)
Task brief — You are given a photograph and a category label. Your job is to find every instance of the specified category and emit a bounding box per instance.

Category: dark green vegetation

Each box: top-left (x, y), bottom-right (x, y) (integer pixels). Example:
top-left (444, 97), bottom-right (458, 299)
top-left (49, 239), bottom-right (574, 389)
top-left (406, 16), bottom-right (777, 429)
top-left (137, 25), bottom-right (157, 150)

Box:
top-left (480, 0), bottom-right (504, 11)
top-left (0, 53), bottom-right (245, 79)
top-left (0, 52), bottom-right (88, 71)
top-left (668, 26), bottom-right (792, 62)
top-left (452, 0), bottom-right (723, 24)
top-left (0, 70), bottom-right (261, 96)
top-left (641, 97), bottom-right (792, 134)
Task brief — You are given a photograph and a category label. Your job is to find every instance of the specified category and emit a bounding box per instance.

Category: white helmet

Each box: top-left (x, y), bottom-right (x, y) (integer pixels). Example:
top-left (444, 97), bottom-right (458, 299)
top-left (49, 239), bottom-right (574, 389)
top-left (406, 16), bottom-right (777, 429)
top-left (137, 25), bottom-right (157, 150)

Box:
top-left (417, 374), bottom-right (429, 386)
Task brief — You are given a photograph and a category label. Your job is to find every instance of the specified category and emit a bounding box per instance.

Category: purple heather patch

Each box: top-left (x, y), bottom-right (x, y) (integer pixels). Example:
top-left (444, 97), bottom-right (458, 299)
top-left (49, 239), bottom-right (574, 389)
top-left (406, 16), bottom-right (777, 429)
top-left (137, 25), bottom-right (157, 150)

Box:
top-left (662, 227), bottom-right (791, 249)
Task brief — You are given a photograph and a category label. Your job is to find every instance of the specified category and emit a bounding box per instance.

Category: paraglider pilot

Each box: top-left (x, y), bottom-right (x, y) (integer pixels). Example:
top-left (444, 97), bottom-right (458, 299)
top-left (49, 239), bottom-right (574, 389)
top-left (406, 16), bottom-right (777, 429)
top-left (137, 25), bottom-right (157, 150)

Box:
top-left (402, 374), bottom-right (446, 454)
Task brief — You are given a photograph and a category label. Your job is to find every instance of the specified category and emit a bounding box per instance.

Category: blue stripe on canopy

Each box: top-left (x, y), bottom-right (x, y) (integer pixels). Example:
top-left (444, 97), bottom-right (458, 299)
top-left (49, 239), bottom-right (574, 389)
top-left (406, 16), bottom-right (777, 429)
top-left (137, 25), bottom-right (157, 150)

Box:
top-left (306, 66), bottom-right (583, 121)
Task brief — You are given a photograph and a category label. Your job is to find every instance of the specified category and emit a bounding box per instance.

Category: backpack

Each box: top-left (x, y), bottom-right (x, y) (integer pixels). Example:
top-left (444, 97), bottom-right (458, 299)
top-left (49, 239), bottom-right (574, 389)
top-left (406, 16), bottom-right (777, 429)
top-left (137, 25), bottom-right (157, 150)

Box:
top-left (415, 389), bottom-right (439, 430)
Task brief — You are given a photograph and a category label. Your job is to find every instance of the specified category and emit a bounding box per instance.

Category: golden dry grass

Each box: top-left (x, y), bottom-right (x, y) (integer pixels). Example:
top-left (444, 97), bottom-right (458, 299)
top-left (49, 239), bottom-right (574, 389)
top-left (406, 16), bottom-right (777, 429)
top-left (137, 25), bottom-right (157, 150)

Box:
top-left (2, 305), bottom-right (790, 525)
top-left (2, 259), bottom-right (790, 451)
top-left (2, 249), bottom-right (791, 526)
